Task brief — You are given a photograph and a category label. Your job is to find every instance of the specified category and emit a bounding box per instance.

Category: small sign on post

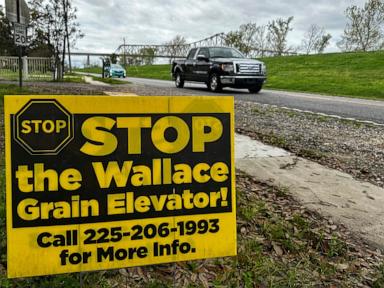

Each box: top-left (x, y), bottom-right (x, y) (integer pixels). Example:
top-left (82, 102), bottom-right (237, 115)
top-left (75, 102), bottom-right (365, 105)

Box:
top-left (13, 23), bottom-right (28, 46)
top-left (5, 0), bottom-right (30, 88)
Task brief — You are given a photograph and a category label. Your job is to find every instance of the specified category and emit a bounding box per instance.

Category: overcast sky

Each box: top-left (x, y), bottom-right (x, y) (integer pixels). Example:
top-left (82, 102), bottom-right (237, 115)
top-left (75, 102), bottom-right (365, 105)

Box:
top-left (1, 0), bottom-right (367, 54)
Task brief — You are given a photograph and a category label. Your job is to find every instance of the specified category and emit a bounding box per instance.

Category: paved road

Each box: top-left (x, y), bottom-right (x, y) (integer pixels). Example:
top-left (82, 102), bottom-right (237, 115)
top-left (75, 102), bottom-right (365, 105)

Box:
top-left (78, 73), bottom-right (384, 124)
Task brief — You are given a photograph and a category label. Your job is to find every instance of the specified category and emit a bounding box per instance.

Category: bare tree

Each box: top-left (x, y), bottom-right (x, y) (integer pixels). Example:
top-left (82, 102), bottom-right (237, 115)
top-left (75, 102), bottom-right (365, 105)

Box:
top-left (267, 16), bottom-right (294, 55)
top-left (62, 0), bottom-right (82, 72)
top-left (338, 0), bottom-right (384, 51)
top-left (224, 30), bottom-right (243, 50)
top-left (0, 5), bottom-right (17, 55)
top-left (240, 23), bottom-right (258, 55)
top-left (40, 0), bottom-right (66, 79)
top-left (110, 53), bottom-right (118, 64)
top-left (29, 0), bottom-right (82, 79)
top-left (301, 24), bottom-right (332, 54)
top-left (224, 23), bottom-right (270, 57)
top-left (139, 47), bottom-right (156, 65)
top-left (315, 33), bottom-right (332, 53)
top-left (61, 0), bottom-right (82, 73)
top-left (224, 23), bottom-right (259, 56)
top-left (164, 35), bottom-right (187, 63)
top-left (254, 25), bottom-right (269, 57)
top-left (301, 24), bottom-right (322, 54)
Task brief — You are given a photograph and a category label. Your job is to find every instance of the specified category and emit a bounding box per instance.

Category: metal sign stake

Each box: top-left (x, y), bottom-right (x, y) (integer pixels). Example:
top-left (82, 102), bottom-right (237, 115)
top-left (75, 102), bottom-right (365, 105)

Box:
top-left (16, 0), bottom-right (23, 88)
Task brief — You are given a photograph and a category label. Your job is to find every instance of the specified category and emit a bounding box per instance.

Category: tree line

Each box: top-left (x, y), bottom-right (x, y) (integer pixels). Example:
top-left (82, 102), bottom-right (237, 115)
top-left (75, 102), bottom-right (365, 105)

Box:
top-left (162, 0), bottom-right (384, 58)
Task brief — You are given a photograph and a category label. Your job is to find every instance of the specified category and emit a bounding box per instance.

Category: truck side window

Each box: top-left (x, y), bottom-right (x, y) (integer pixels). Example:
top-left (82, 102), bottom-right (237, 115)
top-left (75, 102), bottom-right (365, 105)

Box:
top-left (187, 48), bottom-right (197, 60)
top-left (199, 48), bottom-right (210, 58)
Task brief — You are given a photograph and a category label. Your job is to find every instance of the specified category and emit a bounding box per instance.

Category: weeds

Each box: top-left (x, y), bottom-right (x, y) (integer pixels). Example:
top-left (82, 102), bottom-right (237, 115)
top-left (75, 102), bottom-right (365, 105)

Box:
top-left (373, 263), bottom-right (384, 288)
top-left (263, 133), bottom-right (288, 148)
top-left (252, 107), bottom-right (267, 115)
top-left (327, 235), bottom-right (348, 258)
top-left (297, 148), bottom-right (325, 160)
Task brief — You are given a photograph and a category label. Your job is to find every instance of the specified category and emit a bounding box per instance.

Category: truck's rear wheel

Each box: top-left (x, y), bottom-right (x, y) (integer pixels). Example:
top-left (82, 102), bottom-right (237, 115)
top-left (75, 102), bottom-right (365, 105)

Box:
top-left (175, 72), bottom-right (184, 88)
top-left (248, 84), bottom-right (262, 94)
top-left (208, 73), bottom-right (222, 92)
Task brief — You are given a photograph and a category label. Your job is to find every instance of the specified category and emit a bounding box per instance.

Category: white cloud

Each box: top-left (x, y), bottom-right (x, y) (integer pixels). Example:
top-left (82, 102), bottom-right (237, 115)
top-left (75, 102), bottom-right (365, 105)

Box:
top-left (1, 0), bottom-right (369, 53)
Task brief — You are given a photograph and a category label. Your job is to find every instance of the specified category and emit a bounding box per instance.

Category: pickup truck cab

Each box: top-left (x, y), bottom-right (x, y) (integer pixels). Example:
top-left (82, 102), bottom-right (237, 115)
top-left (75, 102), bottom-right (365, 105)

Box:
top-left (172, 46), bottom-right (267, 93)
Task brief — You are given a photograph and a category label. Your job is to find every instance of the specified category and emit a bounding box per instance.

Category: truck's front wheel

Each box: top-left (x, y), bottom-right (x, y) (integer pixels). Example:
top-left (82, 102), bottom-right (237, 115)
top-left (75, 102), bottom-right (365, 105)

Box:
top-left (248, 84), bottom-right (263, 94)
top-left (175, 72), bottom-right (184, 88)
top-left (208, 73), bottom-right (222, 92)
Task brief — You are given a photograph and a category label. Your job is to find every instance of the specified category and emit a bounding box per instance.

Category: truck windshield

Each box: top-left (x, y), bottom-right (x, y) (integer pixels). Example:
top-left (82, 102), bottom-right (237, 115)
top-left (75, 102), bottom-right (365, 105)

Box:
top-left (209, 48), bottom-right (244, 58)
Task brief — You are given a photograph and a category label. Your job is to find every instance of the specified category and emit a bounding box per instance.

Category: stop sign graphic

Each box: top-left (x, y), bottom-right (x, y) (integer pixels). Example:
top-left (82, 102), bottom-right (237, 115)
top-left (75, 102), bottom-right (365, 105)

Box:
top-left (14, 100), bottom-right (74, 155)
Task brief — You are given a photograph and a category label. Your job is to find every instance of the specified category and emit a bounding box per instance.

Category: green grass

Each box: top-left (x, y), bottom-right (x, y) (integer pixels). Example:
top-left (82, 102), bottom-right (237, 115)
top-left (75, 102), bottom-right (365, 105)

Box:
top-left (92, 76), bottom-right (128, 85)
top-left (374, 264), bottom-right (384, 287)
top-left (0, 70), bottom-right (18, 80)
top-left (0, 84), bottom-right (32, 107)
top-left (75, 64), bottom-right (172, 81)
top-left (1, 69), bottom-right (53, 81)
top-left (262, 50), bottom-right (384, 100)
top-left (61, 76), bottom-right (86, 83)
top-left (126, 64), bottom-right (172, 80)
top-left (73, 66), bottom-right (102, 74)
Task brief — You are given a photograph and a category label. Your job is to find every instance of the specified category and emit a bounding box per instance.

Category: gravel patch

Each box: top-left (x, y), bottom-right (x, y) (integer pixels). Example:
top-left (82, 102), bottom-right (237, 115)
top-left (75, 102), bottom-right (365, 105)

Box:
top-left (7, 81), bottom-right (208, 96)
top-left (235, 100), bottom-right (384, 188)
top-left (22, 81), bottom-right (121, 94)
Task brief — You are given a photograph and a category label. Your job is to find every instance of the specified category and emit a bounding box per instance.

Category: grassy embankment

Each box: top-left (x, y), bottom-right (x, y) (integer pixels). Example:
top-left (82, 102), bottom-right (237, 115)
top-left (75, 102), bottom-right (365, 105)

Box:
top-left (76, 51), bottom-right (384, 100)
top-left (263, 51), bottom-right (384, 100)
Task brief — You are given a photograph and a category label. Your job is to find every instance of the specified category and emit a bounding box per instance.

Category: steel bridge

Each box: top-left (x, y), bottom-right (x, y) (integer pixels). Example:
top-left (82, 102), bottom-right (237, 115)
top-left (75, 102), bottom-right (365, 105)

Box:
top-left (113, 32), bottom-right (297, 58)
top-left (114, 33), bottom-right (227, 58)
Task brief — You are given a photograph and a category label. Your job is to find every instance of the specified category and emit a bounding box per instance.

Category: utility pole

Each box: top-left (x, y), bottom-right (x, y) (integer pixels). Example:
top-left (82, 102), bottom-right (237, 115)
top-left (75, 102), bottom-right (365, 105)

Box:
top-left (16, 0), bottom-right (22, 88)
top-left (5, 0), bottom-right (30, 87)
top-left (61, 0), bottom-right (66, 77)
top-left (123, 37), bottom-right (126, 66)
top-left (64, 0), bottom-right (72, 72)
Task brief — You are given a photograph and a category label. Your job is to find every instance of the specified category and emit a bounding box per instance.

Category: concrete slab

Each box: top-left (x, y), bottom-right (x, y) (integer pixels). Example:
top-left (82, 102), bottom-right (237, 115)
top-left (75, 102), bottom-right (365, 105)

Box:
top-left (84, 76), bottom-right (110, 86)
top-left (235, 134), bottom-right (290, 158)
top-left (236, 140), bottom-right (384, 249)
top-left (104, 91), bottom-right (138, 96)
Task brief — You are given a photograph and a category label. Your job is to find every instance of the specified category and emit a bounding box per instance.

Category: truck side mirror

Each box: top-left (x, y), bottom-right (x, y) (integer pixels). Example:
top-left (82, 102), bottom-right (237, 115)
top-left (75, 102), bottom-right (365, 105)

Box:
top-left (197, 55), bottom-right (209, 62)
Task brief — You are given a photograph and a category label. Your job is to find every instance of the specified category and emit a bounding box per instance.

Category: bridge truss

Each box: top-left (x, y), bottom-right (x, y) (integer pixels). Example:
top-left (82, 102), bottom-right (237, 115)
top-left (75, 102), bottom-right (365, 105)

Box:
top-left (70, 33), bottom-right (297, 66)
top-left (114, 33), bottom-right (227, 58)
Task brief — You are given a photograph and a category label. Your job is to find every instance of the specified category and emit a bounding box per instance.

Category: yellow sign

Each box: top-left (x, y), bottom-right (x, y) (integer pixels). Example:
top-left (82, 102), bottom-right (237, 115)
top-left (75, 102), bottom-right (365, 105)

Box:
top-left (5, 95), bottom-right (236, 278)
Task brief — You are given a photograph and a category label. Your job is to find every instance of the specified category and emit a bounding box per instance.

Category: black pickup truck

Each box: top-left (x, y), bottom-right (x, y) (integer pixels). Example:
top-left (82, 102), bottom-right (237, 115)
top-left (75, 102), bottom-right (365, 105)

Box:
top-left (171, 46), bottom-right (267, 93)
